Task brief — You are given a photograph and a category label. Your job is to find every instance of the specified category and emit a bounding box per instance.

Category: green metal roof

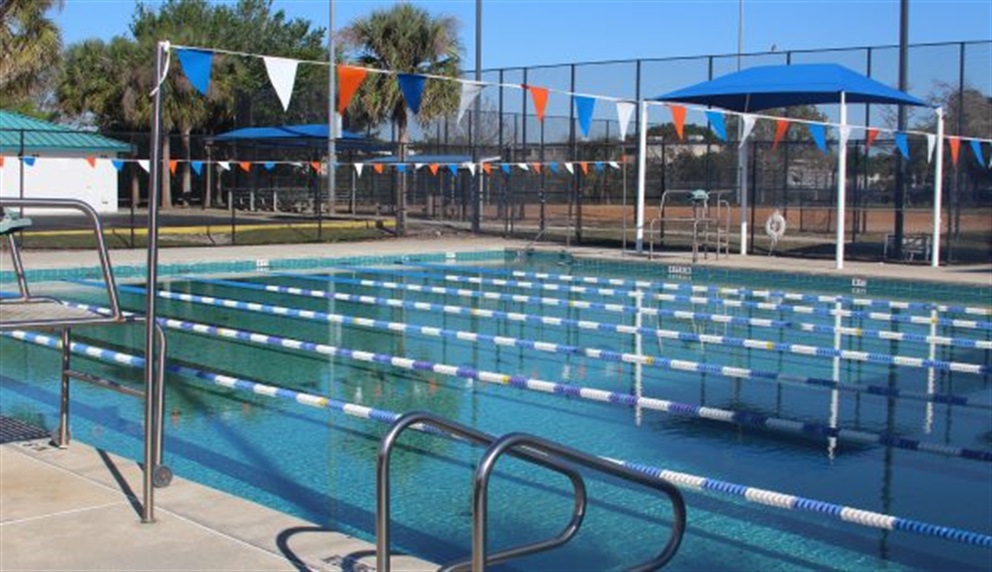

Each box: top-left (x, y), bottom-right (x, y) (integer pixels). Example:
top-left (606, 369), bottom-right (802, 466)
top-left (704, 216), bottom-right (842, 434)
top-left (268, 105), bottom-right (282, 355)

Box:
top-left (0, 110), bottom-right (132, 156)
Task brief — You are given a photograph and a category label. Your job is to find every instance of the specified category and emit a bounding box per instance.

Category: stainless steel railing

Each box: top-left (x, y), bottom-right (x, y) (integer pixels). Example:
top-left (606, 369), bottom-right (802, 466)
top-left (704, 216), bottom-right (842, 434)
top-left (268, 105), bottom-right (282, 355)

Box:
top-left (376, 411), bottom-right (686, 571)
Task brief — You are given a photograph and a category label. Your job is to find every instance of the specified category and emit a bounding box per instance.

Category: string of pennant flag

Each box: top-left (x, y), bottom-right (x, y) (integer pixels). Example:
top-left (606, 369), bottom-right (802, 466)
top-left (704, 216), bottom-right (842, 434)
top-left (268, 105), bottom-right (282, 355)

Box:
top-left (166, 43), bottom-right (992, 166)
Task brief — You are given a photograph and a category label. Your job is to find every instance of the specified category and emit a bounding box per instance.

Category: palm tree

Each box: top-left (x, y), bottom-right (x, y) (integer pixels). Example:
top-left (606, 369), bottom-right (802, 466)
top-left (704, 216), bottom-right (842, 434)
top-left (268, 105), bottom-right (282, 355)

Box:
top-left (0, 0), bottom-right (64, 107)
top-left (341, 3), bottom-right (462, 235)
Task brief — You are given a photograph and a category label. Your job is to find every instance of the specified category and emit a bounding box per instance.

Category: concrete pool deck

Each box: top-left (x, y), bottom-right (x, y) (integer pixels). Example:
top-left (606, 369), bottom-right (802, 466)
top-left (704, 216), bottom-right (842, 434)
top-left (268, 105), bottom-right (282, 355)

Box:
top-left (1, 235), bottom-right (989, 570)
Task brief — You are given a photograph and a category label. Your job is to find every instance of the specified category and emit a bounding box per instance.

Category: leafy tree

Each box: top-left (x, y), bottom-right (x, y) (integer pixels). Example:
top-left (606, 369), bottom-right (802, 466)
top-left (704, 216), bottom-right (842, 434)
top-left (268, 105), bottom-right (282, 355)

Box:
top-left (341, 3), bottom-right (462, 235)
top-left (0, 0), bottom-right (63, 108)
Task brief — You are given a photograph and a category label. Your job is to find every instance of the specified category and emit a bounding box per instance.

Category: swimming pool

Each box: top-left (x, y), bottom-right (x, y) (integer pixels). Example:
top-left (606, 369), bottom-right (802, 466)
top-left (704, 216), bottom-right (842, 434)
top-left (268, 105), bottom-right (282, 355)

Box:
top-left (2, 250), bottom-right (990, 570)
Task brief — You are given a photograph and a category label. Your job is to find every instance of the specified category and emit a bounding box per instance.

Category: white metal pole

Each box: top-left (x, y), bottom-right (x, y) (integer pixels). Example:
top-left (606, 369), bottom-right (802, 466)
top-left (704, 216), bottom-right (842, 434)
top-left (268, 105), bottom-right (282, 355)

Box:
top-left (931, 107), bottom-right (944, 267)
top-left (738, 138), bottom-right (749, 255)
top-left (328, 0), bottom-right (336, 215)
top-left (635, 100), bottom-right (648, 252)
top-left (835, 91), bottom-right (848, 270)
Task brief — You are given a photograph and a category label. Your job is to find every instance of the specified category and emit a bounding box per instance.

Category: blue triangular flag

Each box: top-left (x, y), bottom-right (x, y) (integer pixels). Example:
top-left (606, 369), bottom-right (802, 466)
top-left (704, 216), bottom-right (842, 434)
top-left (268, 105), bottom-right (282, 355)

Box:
top-left (397, 73), bottom-right (426, 115)
top-left (447, 163), bottom-right (459, 175)
top-left (111, 160), bottom-right (125, 171)
top-left (574, 96), bottom-right (596, 138)
top-left (594, 162), bottom-right (605, 173)
top-left (809, 123), bottom-right (828, 153)
top-left (23, 157), bottom-right (36, 167)
top-left (704, 110), bottom-right (727, 141)
top-left (549, 161), bottom-right (559, 174)
top-left (263, 162), bottom-right (276, 171)
top-left (396, 164), bottom-right (407, 173)
top-left (176, 48), bottom-right (213, 96)
top-left (969, 139), bottom-right (985, 167)
top-left (894, 132), bottom-right (910, 159)
top-left (190, 161), bottom-right (203, 175)
top-left (500, 164), bottom-right (511, 174)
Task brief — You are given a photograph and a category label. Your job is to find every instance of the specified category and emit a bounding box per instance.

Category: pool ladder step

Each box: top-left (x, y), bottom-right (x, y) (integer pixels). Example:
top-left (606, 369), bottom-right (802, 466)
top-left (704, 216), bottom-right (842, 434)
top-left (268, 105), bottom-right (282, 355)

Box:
top-left (376, 411), bottom-right (687, 571)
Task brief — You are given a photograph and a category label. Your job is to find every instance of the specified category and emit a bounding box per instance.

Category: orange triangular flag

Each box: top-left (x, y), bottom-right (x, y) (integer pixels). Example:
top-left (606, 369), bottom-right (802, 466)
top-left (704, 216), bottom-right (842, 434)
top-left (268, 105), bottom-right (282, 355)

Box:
top-left (948, 136), bottom-right (960, 167)
top-left (579, 162), bottom-right (589, 175)
top-left (670, 105), bottom-right (687, 140)
top-left (85, 156), bottom-right (97, 168)
top-left (428, 163), bottom-right (440, 175)
top-left (772, 119), bottom-right (790, 151)
top-left (310, 161), bottom-right (321, 172)
top-left (168, 160), bottom-right (178, 175)
top-left (239, 161), bottom-right (252, 172)
top-left (481, 163), bottom-right (492, 175)
top-left (337, 65), bottom-right (368, 114)
top-left (865, 128), bottom-right (880, 150)
top-left (531, 163), bottom-right (542, 173)
top-left (526, 85), bottom-right (549, 122)
top-left (0, 156), bottom-right (5, 168)
top-left (373, 163), bottom-right (384, 174)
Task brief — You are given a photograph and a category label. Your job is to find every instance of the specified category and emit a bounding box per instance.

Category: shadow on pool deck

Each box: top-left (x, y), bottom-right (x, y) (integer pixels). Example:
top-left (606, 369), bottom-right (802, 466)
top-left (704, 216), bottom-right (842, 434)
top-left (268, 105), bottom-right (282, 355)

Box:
top-left (0, 424), bottom-right (434, 571)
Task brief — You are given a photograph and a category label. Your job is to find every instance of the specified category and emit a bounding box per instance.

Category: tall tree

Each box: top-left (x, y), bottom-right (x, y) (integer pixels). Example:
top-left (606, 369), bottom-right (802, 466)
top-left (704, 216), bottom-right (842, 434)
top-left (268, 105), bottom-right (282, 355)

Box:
top-left (341, 3), bottom-right (462, 235)
top-left (0, 0), bottom-right (64, 108)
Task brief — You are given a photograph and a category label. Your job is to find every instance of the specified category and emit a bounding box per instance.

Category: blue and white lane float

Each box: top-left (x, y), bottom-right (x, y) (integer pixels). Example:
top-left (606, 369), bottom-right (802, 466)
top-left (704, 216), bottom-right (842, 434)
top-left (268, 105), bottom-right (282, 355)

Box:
top-left (102, 281), bottom-right (992, 391)
top-left (409, 261), bottom-right (992, 318)
top-left (53, 299), bottom-right (992, 464)
top-left (319, 265), bottom-right (992, 332)
top-left (3, 328), bottom-right (991, 549)
top-left (195, 276), bottom-right (988, 352)
top-left (166, 280), bottom-right (990, 377)
top-left (259, 272), bottom-right (787, 329)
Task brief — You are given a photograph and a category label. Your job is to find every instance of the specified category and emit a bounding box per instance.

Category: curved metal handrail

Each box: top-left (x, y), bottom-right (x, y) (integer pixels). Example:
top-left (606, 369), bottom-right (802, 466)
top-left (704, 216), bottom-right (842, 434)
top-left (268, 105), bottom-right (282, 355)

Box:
top-left (0, 198), bottom-right (123, 321)
top-left (471, 432), bottom-right (687, 572)
top-left (376, 411), bottom-right (588, 572)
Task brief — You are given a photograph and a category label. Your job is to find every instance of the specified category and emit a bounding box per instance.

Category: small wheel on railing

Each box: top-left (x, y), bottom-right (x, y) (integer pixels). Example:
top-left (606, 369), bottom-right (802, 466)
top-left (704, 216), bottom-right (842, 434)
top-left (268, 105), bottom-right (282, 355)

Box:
top-left (153, 464), bottom-right (174, 488)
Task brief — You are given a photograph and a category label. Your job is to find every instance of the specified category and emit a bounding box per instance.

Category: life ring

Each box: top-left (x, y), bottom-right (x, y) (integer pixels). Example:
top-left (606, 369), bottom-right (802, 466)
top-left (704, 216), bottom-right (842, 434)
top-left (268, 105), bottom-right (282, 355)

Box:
top-left (765, 210), bottom-right (787, 242)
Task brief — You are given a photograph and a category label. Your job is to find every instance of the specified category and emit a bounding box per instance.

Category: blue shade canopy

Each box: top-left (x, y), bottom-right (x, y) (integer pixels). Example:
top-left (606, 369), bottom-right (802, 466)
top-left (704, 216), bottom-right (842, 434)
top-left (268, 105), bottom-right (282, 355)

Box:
top-left (655, 64), bottom-right (929, 111)
top-left (212, 124), bottom-right (360, 142)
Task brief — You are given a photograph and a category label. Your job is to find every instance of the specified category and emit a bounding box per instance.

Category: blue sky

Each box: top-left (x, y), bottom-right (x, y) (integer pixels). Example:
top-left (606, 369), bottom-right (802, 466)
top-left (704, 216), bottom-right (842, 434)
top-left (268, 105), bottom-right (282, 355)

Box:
top-left (54, 0), bottom-right (992, 69)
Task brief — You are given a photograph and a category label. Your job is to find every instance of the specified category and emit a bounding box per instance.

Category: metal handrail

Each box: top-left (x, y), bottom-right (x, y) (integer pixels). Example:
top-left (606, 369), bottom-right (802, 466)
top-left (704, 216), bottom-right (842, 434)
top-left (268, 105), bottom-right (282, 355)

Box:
top-left (376, 411), bottom-right (588, 572)
top-left (0, 198), bottom-right (123, 321)
top-left (471, 433), bottom-right (686, 572)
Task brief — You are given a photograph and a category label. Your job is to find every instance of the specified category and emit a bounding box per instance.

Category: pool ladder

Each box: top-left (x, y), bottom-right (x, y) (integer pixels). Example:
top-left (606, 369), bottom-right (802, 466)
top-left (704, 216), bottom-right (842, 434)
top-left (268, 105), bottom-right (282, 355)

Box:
top-left (377, 411), bottom-right (686, 571)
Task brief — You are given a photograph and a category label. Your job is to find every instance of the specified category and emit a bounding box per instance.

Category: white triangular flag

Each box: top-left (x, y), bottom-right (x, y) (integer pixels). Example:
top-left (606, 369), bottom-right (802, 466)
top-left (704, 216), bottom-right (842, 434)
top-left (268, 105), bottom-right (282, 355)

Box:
top-left (739, 114), bottom-right (756, 148)
top-left (263, 56), bottom-right (299, 112)
top-left (354, 163), bottom-right (364, 177)
top-left (616, 101), bottom-right (635, 141)
top-left (291, 162), bottom-right (303, 168)
top-left (925, 134), bottom-right (936, 164)
top-left (137, 160), bottom-right (150, 172)
top-left (839, 125), bottom-right (852, 149)
top-left (608, 161), bottom-right (620, 169)
top-left (414, 163), bottom-right (424, 170)
top-left (564, 162), bottom-right (575, 174)
top-left (465, 162), bottom-right (477, 176)
top-left (218, 161), bottom-right (231, 171)
top-left (517, 163), bottom-right (529, 172)
top-left (457, 81), bottom-right (484, 125)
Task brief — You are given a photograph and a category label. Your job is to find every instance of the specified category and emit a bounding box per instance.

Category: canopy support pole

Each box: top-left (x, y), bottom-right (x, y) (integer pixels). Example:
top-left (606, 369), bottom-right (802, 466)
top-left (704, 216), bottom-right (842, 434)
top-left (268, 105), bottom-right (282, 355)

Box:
top-left (835, 91), bottom-right (847, 270)
top-left (931, 106), bottom-right (944, 267)
top-left (738, 135), bottom-right (749, 255)
top-left (635, 99), bottom-right (648, 253)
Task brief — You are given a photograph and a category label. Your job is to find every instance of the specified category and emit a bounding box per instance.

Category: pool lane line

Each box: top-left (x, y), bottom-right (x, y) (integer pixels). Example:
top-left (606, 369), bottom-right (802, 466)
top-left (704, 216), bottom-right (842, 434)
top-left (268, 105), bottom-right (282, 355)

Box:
top-left (4, 328), bottom-right (991, 549)
top-left (408, 261), bottom-right (992, 318)
top-left (260, 272), bottom-right (787, 329)
top-left (134, 278), bottom-right (992, 399)
top-left (317, 265), bottom-right (992, 332)
top-left (47, 297), bottom-right (992, 464)
top-left (160, 278), bottom-right (986, 377)
top-left (201, 274), bottom-right (990, 352)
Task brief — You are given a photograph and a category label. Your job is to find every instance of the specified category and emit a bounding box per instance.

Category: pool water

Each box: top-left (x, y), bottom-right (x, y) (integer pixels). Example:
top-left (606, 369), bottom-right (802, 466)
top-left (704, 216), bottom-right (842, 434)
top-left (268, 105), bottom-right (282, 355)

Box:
top-left (2, 251), bottom-right (991, 571)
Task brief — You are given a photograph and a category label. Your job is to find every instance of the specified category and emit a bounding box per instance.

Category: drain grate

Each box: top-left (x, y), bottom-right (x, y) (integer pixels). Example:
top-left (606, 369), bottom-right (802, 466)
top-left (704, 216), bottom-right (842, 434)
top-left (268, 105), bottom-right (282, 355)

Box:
top-left (0, 415), bottom-right (50, 445)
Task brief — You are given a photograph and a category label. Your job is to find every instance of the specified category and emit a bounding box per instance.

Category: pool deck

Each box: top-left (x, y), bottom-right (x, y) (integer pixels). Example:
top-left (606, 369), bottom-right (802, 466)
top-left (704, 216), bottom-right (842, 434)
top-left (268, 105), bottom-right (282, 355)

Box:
top-left (1, 430), bottom-right (433, 571)
top-left (2, 235), bottom-right (989, 571)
